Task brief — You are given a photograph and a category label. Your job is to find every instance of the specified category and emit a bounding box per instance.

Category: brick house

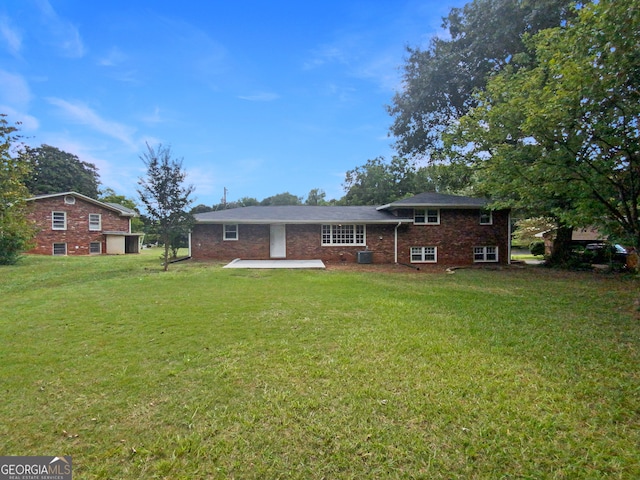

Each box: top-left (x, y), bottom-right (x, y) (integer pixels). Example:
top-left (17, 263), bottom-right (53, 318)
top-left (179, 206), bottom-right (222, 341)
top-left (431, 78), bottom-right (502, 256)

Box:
top-left (190, 192), bottom-right (511, 267)
top-left (25, 192), bottom-right (143, 256)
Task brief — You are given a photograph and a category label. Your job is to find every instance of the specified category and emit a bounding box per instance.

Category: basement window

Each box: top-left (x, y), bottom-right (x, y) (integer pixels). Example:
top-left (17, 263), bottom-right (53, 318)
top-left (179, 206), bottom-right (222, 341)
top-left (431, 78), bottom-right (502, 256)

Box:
top-left (474, 246), bottom-right (498, 262)
top-left (53, 243), bottom-right (67, 256)
top-left (411, 246), bottom-right (437, 263)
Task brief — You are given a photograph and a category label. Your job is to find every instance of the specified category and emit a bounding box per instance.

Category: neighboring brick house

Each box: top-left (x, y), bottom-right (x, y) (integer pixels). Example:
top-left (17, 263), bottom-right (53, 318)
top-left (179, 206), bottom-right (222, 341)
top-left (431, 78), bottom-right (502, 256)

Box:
top-left (191, 192), bottom-right (511, 267)
top-left (25, 192), bottom-right (143, 256)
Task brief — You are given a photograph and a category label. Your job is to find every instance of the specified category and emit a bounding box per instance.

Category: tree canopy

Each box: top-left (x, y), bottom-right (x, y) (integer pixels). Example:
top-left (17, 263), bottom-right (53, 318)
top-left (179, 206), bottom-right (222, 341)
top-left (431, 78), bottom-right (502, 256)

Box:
top-left (342, 156), bottom-right (476, 205)
top-left (388, 0), bottom-right (582, 160)
top-left (260, 192), bottom-right (302, 206)
top-left (137, 144), bottom-right (195, 271)
top-left (447, 0), bottom-right (640, 248)
top-left (22, 144), bottom-right (101, 198)
top-left (0, 116), bottom-right (36, 264)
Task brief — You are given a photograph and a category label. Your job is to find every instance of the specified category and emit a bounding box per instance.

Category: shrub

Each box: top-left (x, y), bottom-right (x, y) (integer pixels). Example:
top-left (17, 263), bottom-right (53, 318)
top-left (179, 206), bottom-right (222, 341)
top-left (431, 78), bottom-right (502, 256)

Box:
top-left (529, 241), bottom-right (545, 256)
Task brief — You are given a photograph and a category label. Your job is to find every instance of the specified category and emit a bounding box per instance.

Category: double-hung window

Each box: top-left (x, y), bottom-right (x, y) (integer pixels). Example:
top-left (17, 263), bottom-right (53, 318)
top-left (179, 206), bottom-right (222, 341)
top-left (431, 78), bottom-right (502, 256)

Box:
top-left (223, 224), bottom-right (238, 241)
top-left (474, 246), bottom-right (498, 262)
top-left (52, 211), bottom-right (67, 230)
top-left (321, 224), bottom-right (365, 245)
top-left (414, 209), bottom-right (439, 225)
top-left (479, 210), bottom-right (493, 225)
top-left (89, 213), bottom-right (102, 231)
top-left (411, 246), bottom-right (437, 263)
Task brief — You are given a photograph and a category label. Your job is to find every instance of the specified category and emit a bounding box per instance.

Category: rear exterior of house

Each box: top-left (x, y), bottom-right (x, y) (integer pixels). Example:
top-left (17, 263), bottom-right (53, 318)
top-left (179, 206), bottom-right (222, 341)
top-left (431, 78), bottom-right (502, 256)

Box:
top-left (25, 192), bottom-right (142, 256)
top-left (191, 193), bottom-right (511, 267)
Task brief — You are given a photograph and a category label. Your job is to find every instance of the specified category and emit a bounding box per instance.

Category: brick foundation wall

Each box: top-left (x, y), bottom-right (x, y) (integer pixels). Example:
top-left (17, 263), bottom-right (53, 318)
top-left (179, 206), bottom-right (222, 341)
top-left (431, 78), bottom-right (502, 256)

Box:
top-left (26, 196), bottom-right (130, 255)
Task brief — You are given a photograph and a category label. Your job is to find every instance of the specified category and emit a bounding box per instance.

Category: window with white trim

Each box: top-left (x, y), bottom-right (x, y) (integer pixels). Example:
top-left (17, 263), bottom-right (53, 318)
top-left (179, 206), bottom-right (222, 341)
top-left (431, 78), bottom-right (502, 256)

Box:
top-left (53, 243), bottom-right (67, 256)
top-left (321, 224), bottom-right (365, 245)
top-left (474, 246), bottom-right (498, 262)
top-left (414, 208), bottom-right (440, 224)
top-left (89, 213), bottom-right (102, 231)
top-left (223, 224), bottom-right (238, 240)
top-left (52, 211), bottom-right (67, 230)
top-left (90, 242), bottom-right (101, 254)
top-left (479, 210), bottom-right (493, 225)
top-left (411, 246), bottom-right (437, 263)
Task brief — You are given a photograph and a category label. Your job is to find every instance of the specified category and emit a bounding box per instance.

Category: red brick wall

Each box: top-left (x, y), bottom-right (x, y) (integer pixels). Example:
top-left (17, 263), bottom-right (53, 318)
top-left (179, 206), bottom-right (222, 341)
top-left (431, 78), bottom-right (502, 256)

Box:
top-left (191, 209), bottom-right (510, 266)
top-left (26, 196), bottom-right (130, 255)
top-left (396, 209), bottom-right (510, 266)
top-left (191, 224), bottom-right (271, 260)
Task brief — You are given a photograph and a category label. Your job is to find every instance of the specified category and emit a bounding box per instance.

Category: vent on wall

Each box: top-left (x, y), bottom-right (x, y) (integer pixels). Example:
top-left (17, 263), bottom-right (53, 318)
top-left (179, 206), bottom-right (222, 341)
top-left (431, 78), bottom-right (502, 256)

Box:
top-left (64, 195), bottom-right (76, 204)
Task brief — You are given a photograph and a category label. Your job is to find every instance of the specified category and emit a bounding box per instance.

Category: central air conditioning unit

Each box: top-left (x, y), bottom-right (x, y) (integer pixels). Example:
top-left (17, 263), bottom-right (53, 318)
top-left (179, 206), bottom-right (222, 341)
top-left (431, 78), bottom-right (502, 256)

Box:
top-left (357, 250), bottom-right (373, 264)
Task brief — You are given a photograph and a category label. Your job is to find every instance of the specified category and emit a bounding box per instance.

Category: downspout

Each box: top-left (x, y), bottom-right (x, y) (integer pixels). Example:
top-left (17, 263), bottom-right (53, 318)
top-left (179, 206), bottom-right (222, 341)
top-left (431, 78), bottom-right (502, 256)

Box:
top-left (394, 221), bottom-right (402, 264)
top-left (188, 231), bottom-right (192, 258)
top-left (507, 210), bottom-right (512, 265)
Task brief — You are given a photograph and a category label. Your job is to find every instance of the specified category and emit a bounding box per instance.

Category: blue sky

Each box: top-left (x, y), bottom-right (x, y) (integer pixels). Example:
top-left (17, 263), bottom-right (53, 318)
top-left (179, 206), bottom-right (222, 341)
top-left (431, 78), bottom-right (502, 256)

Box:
top-left (1, 0), bottom-right (464, 206)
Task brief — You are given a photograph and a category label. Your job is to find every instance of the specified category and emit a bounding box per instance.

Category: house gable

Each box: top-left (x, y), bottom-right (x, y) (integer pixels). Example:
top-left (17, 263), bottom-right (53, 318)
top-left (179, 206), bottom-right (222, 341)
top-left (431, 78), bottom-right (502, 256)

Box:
top-left (25, 192), bottom-right (141, 256)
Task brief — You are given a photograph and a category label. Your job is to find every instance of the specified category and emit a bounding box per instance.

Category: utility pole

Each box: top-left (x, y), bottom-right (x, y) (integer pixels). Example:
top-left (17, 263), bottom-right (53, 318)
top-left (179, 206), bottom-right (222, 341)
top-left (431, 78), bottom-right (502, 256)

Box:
top-left (222, 187), bottom-right (228, 209)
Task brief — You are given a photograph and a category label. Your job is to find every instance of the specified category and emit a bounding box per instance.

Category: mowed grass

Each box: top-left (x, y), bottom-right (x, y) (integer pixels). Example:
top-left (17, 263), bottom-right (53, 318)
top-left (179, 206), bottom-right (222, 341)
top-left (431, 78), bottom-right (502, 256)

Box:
top-left (1, 252), bottom-right (638, 479)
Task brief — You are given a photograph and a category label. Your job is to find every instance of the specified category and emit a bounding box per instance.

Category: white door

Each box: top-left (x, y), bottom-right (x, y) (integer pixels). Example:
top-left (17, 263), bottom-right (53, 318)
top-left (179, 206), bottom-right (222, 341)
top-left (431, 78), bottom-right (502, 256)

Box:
top-left (270, 224), bottom-right (286, 258)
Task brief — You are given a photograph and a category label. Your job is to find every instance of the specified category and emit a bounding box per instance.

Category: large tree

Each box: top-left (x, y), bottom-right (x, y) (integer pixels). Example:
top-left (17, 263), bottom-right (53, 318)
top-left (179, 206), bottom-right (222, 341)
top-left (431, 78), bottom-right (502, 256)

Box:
top-left (137, 144), bottom-right (195, 271)
top-left (388, 0), bottom-right (581, 161)
top-left (260, 192), bottom-right (302, 206)
top-left (447, 0), bottom-right (640, 249)
top-left (22, 145), bottom-right (101, 198)
top-left (342, 157), bottom-right (418, 205)
top-left (342, 156), bottom-right (476, 205)
top-left (0, 116), bottom-right (36, 264)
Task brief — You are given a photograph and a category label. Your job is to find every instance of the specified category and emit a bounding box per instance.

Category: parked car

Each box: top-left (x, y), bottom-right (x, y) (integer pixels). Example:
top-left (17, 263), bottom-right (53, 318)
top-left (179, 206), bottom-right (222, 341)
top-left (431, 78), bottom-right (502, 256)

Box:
top-left (584, 243), bottom-right (628, 263)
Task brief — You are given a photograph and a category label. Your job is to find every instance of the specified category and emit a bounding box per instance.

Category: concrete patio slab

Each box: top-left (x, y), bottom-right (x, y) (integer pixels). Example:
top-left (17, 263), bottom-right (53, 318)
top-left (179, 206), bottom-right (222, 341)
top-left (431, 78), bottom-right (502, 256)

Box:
top-left (223, 259), bottom-right (326, 269)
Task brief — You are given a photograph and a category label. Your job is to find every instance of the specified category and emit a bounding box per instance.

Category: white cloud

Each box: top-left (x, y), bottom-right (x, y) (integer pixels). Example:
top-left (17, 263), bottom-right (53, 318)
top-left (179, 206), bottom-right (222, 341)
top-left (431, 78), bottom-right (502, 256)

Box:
top-left (97, 47), bottom-right (127, 67)
top-left (46, 97), bottom-right (138, 149)
top-left (303, 44), bottom-right (350, 70)
top-left (238, 92), bottom-right (280, 102)
top-left (0, 70), bottom-right (32, 107)
top-left (35, 0), bottom-right (85, 58)
top-left (140, 106), bottom-right (163, 125)
top-left (0, 105), bottom-right (39, 131)
top-left (0, 15), bottom-right (22, 56)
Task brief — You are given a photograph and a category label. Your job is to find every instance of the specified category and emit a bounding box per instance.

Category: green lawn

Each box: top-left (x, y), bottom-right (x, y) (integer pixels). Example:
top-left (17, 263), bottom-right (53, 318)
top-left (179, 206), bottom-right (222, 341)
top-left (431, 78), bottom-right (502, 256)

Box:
top-left (1, 253), bottom-right (638, 479)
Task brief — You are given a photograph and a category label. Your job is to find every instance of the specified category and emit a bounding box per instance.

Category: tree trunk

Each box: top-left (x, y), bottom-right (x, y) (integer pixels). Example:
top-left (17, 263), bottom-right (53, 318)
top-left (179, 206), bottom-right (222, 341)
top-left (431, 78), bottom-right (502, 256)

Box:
top-left (162, 232), bottom-right (170, 271)
top-left (548, 224), bottom-right (573, 266)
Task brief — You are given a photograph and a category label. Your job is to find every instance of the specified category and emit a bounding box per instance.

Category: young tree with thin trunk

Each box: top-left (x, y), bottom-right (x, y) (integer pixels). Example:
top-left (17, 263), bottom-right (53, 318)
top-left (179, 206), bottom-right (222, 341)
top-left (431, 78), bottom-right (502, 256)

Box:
top-left (137, 143), bottom-right (194, 271)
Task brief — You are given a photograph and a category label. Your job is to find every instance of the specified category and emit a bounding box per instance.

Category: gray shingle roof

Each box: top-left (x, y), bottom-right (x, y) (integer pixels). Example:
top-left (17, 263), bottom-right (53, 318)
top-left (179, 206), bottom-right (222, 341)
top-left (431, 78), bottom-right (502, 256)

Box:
top-left (379, 192), bottom-right (489, 209)
top-left (194, 205), bottom-right (411, 224)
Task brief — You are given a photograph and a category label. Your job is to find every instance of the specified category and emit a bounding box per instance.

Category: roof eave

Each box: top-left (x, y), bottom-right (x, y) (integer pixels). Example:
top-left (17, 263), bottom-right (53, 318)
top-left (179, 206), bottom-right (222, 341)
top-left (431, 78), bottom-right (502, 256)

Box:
top-left (26, 191), bottom-right (137, 216)
top-left (195, 218), bottom-right (413, 224)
